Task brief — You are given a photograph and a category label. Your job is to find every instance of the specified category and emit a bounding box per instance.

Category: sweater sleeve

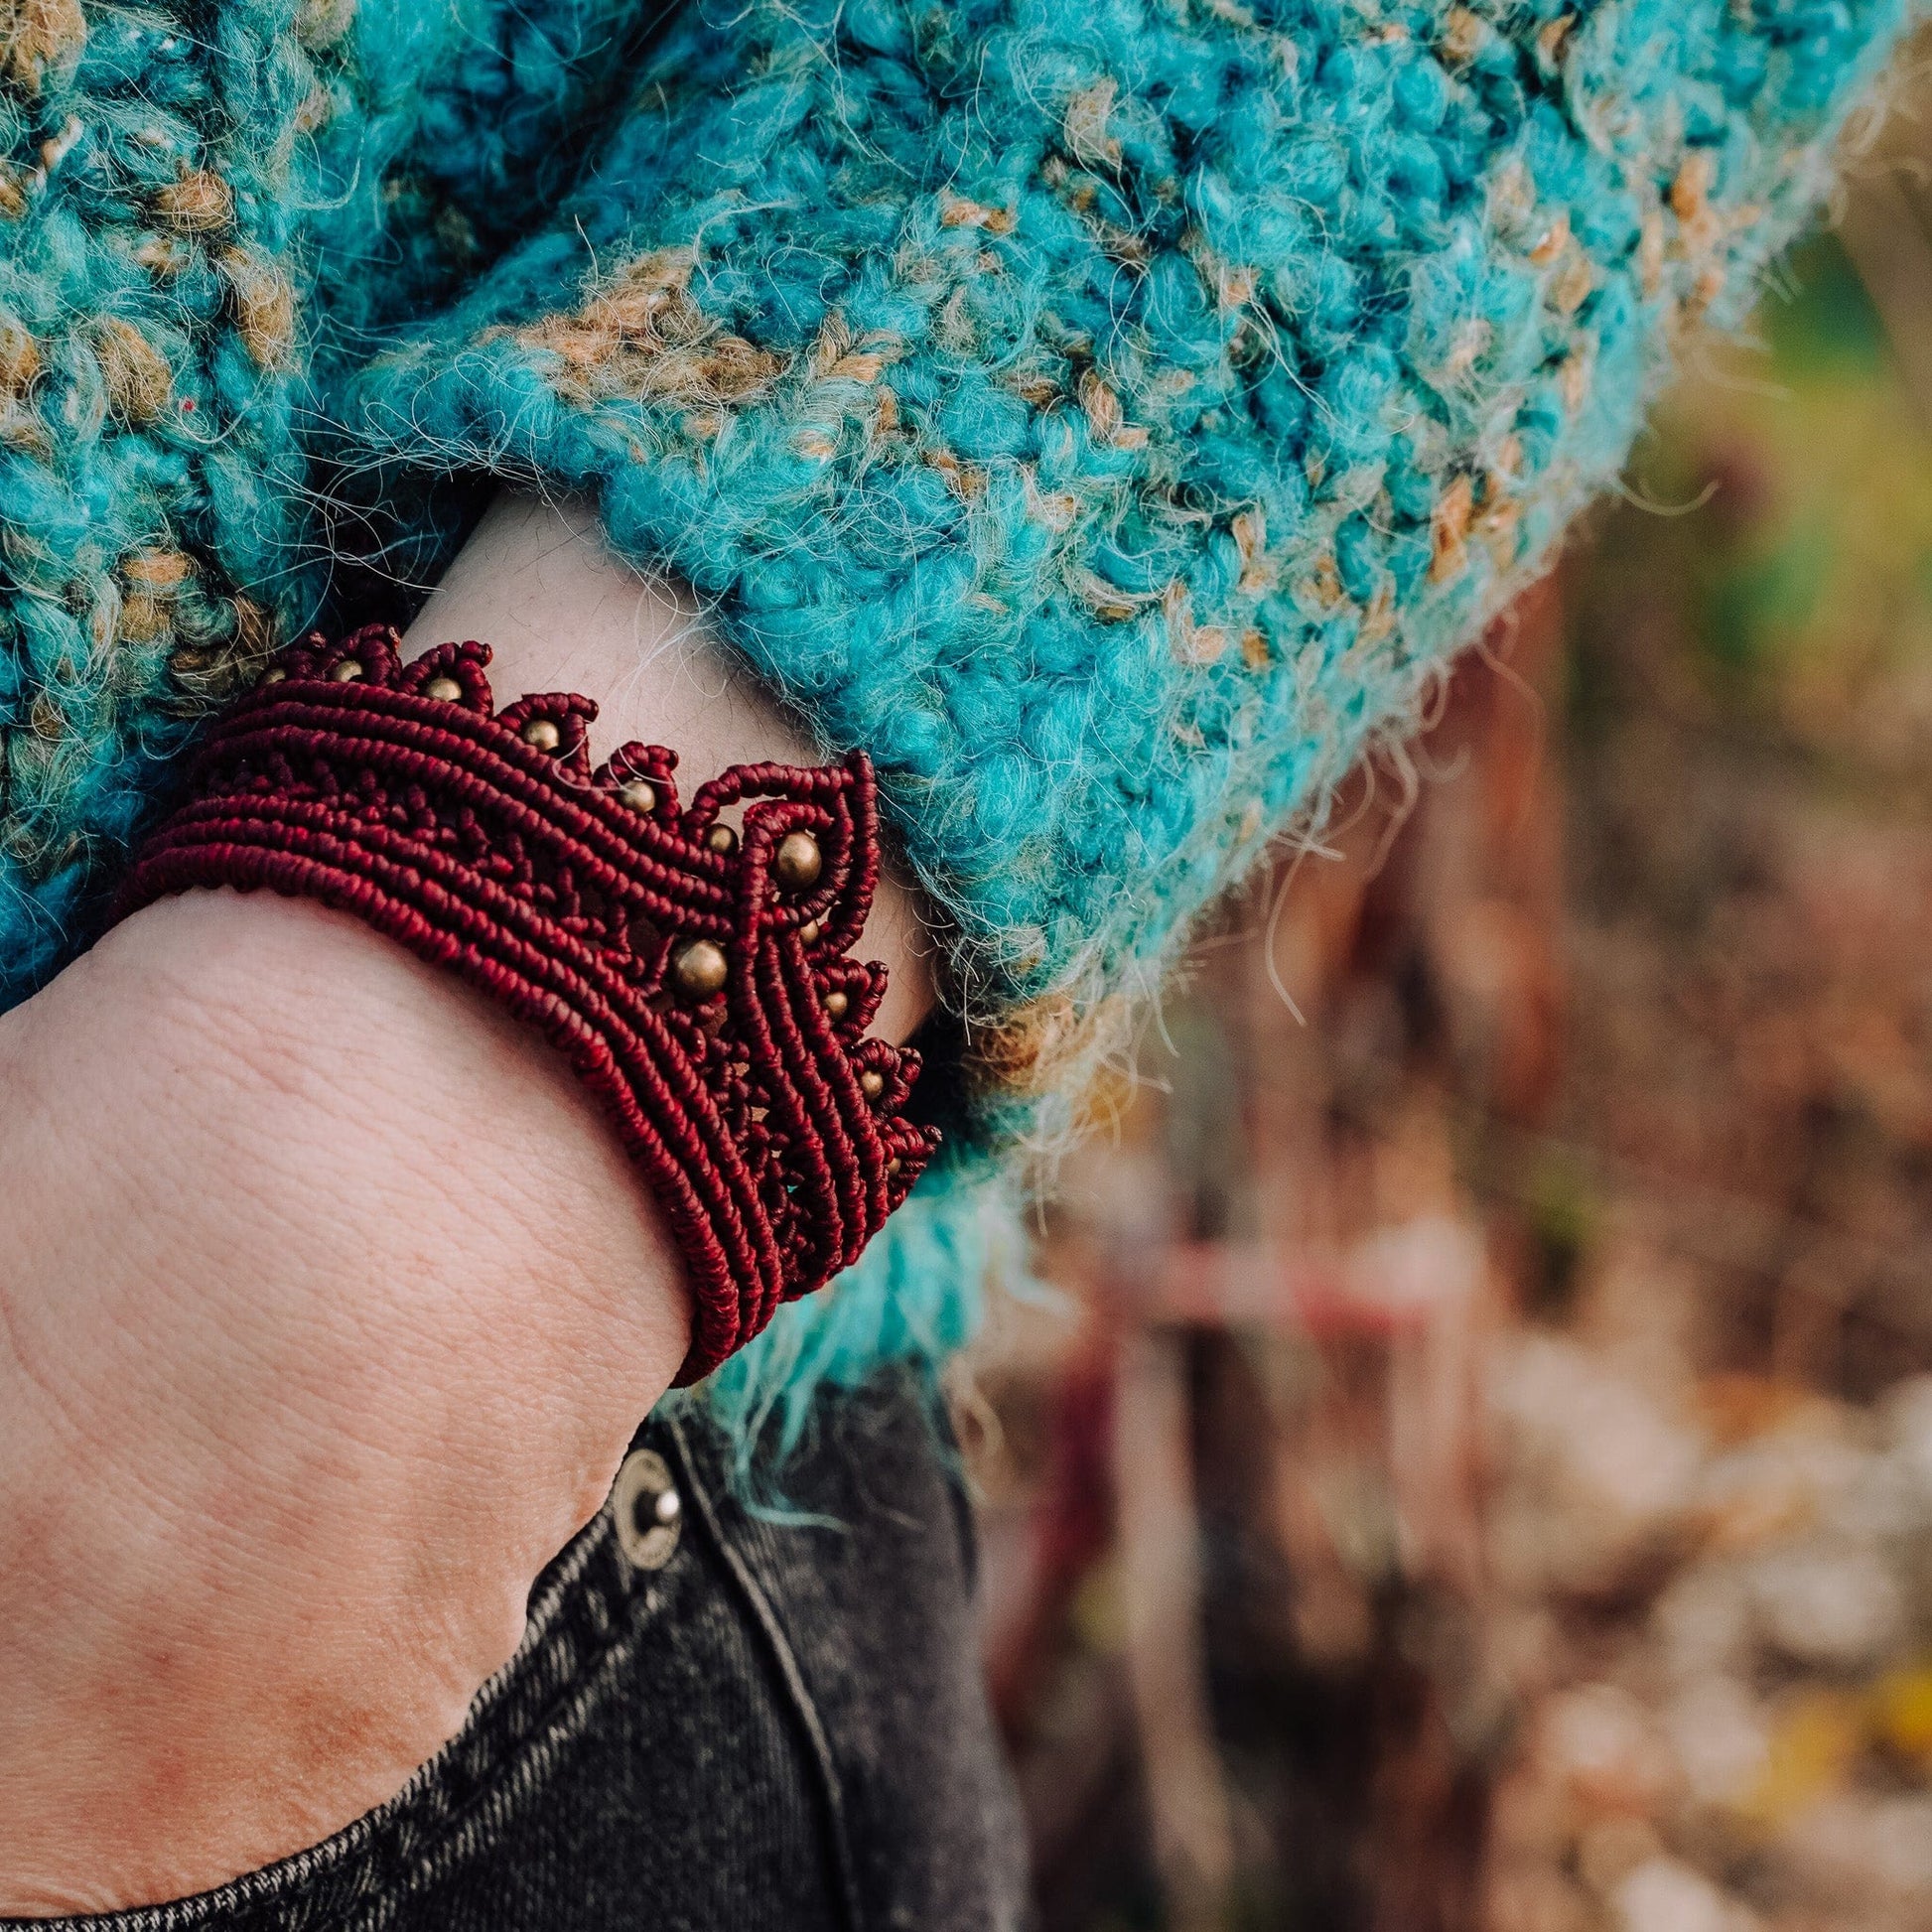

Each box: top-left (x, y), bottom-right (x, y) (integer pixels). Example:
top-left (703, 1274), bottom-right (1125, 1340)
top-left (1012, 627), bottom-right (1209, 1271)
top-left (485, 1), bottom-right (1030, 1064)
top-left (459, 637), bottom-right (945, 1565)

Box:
top-left (0, 0), bottom-right (1913, 1144)
top-left (327, 0), bottom-right (1915, 1153)
top-left (0, 0), bottom-right (331, 994)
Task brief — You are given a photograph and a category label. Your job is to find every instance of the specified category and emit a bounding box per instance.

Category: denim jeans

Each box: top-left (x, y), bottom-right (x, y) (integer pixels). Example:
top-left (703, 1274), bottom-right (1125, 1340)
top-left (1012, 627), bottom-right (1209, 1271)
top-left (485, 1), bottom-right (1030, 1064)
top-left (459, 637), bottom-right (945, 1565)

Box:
top-left (11, 1370), bottom-right (1029, 1931)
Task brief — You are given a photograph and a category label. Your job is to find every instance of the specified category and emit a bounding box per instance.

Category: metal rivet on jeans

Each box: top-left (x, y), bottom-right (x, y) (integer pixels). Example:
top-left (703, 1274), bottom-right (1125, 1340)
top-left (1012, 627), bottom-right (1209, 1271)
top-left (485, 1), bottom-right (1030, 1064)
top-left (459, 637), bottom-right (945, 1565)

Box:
top-left (612, 1447), bottom-right (682, 1573)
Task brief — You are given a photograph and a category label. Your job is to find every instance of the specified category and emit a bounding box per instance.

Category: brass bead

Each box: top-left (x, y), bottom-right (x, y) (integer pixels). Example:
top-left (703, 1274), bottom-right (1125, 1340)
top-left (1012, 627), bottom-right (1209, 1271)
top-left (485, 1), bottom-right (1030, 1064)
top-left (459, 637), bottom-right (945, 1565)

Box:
top-left (797, 919), bottom-right (821, 946)
top-left (705, 823), bottom-right (739, 856)
top-left (823, 988), bottom-right (850, 1021)
top-left (423, 674), bottom-right (464, 702)
top-left (672, 938), bottom-right (728, 1000)
top-left (887, 1157), bottom-right (902, 1176)
top-left (521, 717), bottom-right (562, 752)
top-left (330, 658), bottom-right (364, 682)
top-left (259, 666), bottom-right (287, 686)
top-left (618, 778), bottom-right (657, 813)
top-left (860, 1069), bottom-right (886, 1102)
top-left (773, 829), bottom-right (822, 892)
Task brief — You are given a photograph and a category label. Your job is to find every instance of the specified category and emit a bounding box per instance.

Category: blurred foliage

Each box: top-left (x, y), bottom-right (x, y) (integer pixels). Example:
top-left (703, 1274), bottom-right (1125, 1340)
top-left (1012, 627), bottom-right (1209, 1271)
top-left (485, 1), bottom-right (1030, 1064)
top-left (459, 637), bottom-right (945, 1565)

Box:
top-left (1576, 232), bottom-right (1932, 810)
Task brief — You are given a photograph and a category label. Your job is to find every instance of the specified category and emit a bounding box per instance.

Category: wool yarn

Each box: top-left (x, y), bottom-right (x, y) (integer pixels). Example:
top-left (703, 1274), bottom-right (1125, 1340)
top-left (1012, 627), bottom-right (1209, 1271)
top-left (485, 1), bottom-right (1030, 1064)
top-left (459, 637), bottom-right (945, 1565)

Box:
top-left (0, 0), bottom-right (1915, 1430)
top-left (330, 0), bottom-right (1914, 1159)
top-left (0, 0), bottom-right (329, 987)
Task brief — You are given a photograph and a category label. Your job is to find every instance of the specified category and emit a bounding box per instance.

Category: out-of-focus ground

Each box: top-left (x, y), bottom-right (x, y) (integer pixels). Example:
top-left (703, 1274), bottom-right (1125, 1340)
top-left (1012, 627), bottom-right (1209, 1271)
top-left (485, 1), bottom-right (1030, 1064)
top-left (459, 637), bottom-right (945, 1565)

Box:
top-left (962, 74), bottom-right (1932, 1932)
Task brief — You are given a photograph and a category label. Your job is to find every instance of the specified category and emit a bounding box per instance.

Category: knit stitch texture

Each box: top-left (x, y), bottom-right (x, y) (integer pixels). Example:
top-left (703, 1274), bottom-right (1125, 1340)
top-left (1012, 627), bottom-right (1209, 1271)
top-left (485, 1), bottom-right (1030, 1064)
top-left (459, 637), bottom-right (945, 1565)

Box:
top-left (329, 0), bottom-right (1916, 1152)
top-left (0, 0), bottom-right (1915, 1422)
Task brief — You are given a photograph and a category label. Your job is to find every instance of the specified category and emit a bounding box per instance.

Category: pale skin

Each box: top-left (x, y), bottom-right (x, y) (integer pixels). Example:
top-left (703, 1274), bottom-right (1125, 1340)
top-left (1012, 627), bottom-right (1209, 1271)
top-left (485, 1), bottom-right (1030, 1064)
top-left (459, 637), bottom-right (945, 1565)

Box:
top-left (0, 496), bottom-right (935, 1913)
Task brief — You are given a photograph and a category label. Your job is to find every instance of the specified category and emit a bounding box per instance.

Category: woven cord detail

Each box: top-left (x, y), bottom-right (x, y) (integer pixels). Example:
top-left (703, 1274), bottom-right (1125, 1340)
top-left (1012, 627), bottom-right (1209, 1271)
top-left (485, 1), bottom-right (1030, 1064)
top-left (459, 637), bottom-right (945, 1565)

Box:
top-left (110, 624), bottom-right (940, 1383)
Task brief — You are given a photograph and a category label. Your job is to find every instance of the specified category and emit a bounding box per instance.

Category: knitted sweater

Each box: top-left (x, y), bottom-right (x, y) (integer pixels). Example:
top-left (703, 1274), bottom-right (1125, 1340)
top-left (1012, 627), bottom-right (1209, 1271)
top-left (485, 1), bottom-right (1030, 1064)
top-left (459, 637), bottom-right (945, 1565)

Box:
top-left (0, 0), bottom-right (1912, 1423)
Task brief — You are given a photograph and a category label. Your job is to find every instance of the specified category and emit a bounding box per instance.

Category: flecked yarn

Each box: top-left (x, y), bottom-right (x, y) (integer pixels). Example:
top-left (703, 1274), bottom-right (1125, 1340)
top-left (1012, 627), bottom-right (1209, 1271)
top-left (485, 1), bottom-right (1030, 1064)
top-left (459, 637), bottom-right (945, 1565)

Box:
top-left (0, 0), bottom-right (1915, 1429)
top-left (330, 0), bottom-right (1915, 1155)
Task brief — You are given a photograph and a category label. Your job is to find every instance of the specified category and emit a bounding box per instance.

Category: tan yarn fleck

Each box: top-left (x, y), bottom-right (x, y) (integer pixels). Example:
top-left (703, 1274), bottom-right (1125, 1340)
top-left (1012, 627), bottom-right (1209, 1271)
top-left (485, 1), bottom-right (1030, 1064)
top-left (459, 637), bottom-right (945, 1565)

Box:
top-left (1064, 77), bottom-right (1123, 168)
top-left (515, 248), bottom-right (784, 407)
top-left (123, 549), bottom-right (194, 592)
top-left (0, 0), bottom-right (84, 91)
top-left (93, 318), bottom-right (173, 424)
top-left (219, 248), bottom-right (297, 370)
top-left (155, 171), bottom-right (234, 234)
top-left (808, 314), bottom-right (899, 384)
top-left (0, 316), bottom-right (38, 400)
top-left (938, 192), bottom-right (1015, 233)
top-left (1078, 369), bottom-right (1149, 450)
top-left (1431, 473), bottom-right (1474, 583)
top-left (294, 0), bottom-right (356, 50)
top-left (1232, 508), bottom-right (1275, 594)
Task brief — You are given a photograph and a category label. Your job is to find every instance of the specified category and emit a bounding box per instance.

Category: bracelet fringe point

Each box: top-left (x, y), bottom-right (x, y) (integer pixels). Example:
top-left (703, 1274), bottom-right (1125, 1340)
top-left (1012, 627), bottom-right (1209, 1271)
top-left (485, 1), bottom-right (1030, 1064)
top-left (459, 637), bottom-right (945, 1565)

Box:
top-left (113, 623), bottom-right (941, 1384)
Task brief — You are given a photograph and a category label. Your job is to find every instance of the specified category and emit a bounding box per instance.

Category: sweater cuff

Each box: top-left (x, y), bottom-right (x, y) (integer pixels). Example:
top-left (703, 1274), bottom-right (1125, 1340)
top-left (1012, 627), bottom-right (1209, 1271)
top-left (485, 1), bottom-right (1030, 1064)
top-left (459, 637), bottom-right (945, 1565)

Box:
top-left (330, 0), bottom-right (1913, 1154)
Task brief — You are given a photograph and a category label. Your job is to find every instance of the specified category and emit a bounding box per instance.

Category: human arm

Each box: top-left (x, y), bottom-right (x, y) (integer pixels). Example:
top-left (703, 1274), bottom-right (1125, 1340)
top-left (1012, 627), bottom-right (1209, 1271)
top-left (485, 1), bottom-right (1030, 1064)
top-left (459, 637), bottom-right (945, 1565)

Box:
top-left (0, 494), bottom-right (932, 1913)
top-left (0, 0), bottom-right (1920, 1903)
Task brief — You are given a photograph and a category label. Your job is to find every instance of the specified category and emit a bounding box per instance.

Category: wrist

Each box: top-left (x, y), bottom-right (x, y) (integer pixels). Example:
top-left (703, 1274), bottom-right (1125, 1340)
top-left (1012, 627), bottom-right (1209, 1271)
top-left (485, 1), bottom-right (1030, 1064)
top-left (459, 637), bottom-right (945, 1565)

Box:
top-left (407, 493), bottom-right (936, 1043)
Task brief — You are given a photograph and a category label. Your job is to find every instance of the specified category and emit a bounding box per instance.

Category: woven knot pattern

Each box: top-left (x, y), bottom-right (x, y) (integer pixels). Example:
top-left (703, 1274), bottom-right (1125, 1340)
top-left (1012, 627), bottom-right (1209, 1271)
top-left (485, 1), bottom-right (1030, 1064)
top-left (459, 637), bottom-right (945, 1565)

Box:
top-left (113, 624), bottom-right (939, 1383)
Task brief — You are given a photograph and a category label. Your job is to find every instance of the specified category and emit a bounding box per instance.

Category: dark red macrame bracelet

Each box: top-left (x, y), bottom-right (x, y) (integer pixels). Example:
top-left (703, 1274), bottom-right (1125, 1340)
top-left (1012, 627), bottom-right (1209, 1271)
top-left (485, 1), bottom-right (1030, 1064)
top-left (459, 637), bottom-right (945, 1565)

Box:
top-left (111, 623), bottom-right (940, 1384)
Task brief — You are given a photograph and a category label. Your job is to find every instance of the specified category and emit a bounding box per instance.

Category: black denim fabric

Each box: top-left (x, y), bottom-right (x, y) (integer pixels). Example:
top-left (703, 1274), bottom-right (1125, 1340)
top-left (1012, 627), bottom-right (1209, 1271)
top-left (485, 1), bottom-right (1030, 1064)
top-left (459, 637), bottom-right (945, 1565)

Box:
top-left (12, 1370), bottom-right (1029, 1932)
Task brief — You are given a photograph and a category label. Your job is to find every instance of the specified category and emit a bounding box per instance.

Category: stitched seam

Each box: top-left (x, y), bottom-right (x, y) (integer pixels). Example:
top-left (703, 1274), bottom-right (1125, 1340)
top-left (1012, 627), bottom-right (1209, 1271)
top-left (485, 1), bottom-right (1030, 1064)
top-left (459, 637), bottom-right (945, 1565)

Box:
top-left (666, 1413), bottom-right (867, 1932)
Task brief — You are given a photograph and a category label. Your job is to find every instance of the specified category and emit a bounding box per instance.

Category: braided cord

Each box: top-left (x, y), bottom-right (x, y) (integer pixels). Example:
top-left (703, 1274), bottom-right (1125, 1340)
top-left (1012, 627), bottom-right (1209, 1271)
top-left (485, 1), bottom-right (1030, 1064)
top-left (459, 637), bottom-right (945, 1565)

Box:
top-left (112, 623), bottom-right (938, 1384)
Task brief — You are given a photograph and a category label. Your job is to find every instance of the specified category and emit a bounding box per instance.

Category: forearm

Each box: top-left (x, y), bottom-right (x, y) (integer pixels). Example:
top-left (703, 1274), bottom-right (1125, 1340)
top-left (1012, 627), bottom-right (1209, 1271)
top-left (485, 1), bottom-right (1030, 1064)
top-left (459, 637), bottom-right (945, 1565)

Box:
top-left (0, 496), bottom-right (933, 1911)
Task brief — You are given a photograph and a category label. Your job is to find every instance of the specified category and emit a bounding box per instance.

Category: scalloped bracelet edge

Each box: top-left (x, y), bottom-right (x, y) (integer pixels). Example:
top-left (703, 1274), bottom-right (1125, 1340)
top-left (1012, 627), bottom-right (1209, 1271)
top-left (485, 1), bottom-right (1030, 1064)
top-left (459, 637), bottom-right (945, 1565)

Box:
top-left (108, 623), bottom-right (940, 1385)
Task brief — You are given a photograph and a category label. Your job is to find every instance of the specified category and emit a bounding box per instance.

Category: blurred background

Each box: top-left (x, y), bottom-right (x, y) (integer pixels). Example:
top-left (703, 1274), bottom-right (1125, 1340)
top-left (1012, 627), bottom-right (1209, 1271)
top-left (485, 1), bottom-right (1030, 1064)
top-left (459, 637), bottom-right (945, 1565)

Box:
top-left (960, 57), bottom-right (1932, 1932)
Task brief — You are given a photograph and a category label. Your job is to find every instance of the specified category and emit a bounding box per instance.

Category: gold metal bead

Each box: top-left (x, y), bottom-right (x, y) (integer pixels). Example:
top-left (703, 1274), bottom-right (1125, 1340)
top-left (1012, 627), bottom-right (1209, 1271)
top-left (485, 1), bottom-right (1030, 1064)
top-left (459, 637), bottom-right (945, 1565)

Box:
top-left (705, 823), bottom-right (739, 856)
top-left (423, 675), bottom-right (464, 702)
top-left (618, 779), bottom-right (657, 813)
top-left (672, 938), bottom-right (728, 1000)
top-left (773, 830), bottom-right (822, 892)
top-left (330, 659), bottom-right (364, 682)
top-left (860, 1069), bottom-right (886, 1102)
top-left (887, 1157), bottom-right (902, 1176)
top-left (521, 717), bottom-right (562, 752)
top-left (797, 919), bottom-right (821, 946)
top-left (823, 988), bottom-right (850, 1021)
top-left (259, 666), bottom-right (287, 686)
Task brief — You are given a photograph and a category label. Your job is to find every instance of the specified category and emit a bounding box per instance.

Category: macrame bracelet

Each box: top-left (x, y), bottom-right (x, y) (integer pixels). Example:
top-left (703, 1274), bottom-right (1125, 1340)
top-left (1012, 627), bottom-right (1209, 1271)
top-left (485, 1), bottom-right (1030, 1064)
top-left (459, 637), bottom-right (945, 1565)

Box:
top-left (111, 623), bottom-right (940, 1384)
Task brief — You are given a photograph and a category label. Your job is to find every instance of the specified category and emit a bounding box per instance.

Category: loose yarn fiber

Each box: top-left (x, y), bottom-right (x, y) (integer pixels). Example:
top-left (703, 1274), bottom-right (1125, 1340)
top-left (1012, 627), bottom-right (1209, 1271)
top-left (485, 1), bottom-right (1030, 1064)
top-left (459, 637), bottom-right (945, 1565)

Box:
top-left (331, 0), bottom-right (1914, 1154)
top-left (0, 0), bottom-right (329, 985)
top-left (0, 0), bottom-right (1916, 1425)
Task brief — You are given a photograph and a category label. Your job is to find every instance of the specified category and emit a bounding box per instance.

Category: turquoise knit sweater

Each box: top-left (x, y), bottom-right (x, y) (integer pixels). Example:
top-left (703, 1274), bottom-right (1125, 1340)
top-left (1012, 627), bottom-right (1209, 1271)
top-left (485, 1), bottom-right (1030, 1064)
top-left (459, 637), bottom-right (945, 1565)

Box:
top-left (0, 0), bottom-right (1911, 1432)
